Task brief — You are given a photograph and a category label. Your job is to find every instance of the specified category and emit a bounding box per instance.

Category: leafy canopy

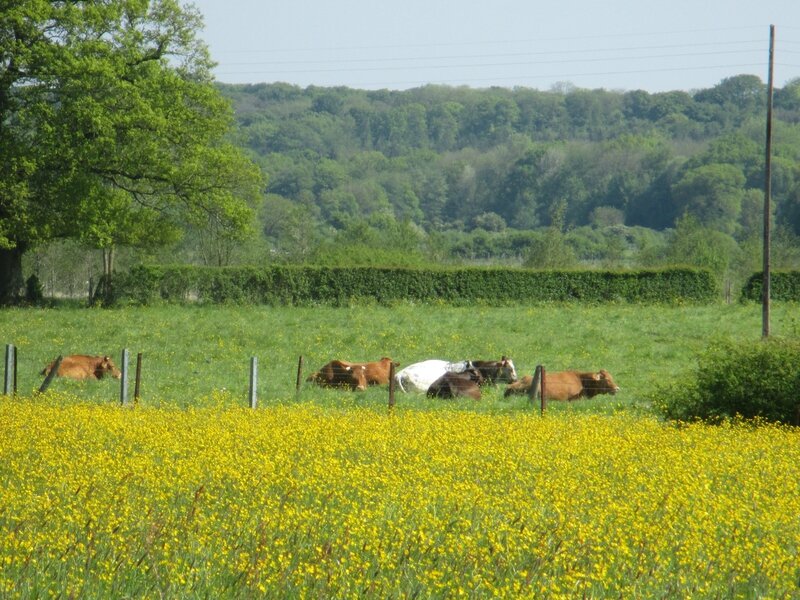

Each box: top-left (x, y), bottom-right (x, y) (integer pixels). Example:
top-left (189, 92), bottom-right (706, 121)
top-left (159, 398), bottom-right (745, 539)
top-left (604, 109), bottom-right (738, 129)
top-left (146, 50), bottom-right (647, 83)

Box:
top-left (0, 0), bottom-right (261, 254)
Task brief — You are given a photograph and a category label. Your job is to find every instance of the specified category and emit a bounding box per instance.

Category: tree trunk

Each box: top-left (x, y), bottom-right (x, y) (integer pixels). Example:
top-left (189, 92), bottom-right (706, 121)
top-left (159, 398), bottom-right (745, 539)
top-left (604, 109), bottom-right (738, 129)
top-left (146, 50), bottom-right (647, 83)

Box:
top-left (93, 246), bottom-right (116, 306)
top-left (0, 244), bottom-right (26, 305)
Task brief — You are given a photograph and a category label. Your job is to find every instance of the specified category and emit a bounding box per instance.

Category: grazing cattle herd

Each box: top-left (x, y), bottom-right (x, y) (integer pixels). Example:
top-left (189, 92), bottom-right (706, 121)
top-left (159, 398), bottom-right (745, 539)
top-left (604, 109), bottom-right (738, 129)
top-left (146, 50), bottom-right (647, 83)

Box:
top-left (308, 355), bottom-right (620, 401)
top-left (40, 353), bottom-right (620, 402)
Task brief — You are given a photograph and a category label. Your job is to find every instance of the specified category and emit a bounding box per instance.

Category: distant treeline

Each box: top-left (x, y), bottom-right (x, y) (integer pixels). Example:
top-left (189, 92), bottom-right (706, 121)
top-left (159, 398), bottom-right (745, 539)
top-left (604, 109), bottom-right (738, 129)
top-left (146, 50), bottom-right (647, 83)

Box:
top-left (220, 77), bottom-right (800, 239)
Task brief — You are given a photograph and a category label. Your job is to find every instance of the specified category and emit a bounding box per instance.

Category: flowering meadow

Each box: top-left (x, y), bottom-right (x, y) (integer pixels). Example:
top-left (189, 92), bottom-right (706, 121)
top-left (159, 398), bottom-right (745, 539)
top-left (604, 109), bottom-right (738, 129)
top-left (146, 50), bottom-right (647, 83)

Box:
top-left (1, 396), bottom-right (798, 598)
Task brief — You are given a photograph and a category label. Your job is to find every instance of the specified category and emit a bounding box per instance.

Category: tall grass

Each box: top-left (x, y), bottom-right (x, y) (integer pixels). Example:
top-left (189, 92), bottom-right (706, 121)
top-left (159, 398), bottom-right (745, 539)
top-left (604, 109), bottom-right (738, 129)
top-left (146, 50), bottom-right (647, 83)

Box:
top-left (2, 303), bottom-right (798, 409)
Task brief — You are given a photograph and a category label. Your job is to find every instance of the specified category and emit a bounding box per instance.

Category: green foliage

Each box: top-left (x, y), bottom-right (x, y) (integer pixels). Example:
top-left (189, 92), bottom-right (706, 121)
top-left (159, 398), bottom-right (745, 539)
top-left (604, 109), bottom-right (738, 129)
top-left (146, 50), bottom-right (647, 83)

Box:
top-left (662, 214), bottom-right (740, 276)
top-left (741, 271), bottom-right (800, 302)
top-left (671, 163), bottom-right (746, 235)
top-left (114, 265), bottom-right (717, 306)
top-left (25, 275), bottom-right (44, 305)
top-left (653, 338), bottom-right (800, 425)
top-left (222, 80), bottom-right (800, 256)
top-left (0, 0), bottom-right (262, 303)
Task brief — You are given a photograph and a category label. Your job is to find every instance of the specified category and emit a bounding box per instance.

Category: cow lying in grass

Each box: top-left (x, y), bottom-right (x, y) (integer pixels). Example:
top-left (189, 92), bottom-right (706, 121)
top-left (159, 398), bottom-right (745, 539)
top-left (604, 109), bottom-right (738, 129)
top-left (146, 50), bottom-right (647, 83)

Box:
top-left (41, 355), bottom-right (121, 380)
top-left (307, 357), bottom-right (396, 391)
top-left (504, 369), bottom-right (620, 401)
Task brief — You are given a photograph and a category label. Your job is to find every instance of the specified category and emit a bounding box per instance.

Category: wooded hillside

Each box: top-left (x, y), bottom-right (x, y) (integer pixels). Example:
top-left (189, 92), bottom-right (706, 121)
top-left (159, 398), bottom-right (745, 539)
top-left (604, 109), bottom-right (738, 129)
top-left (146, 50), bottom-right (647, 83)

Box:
top-left (215, 76), bottom-right (800, 277)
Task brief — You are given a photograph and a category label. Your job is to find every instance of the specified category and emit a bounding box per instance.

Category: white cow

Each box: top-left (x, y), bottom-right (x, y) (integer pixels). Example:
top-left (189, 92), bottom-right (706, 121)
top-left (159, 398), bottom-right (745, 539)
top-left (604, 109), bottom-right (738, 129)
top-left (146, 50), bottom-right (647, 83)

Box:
top-left (393, 359), bottom-right (470, 393)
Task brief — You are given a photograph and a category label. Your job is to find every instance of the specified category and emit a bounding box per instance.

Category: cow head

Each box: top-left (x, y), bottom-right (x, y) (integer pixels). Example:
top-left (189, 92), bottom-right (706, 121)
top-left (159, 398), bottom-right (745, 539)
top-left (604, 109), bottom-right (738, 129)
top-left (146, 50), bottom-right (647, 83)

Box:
top-left (350, 365), bottom-right (368, 391)
top-left (588, 369), bottom-right (620, 396)
top-left (97, 356), bottom-right (122, 379)
top-left (499, 356), bottom-right (518, 383)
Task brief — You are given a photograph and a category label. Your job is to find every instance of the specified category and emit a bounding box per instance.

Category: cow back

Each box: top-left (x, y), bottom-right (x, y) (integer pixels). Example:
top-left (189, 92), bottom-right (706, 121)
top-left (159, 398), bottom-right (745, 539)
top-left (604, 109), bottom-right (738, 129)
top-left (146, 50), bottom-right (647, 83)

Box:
top-left (427, 369), bottom-right (482, 400)
top-left (42, 354), bottom-right (120, 380)
top-left (308, 360), bottom-right (367, 390)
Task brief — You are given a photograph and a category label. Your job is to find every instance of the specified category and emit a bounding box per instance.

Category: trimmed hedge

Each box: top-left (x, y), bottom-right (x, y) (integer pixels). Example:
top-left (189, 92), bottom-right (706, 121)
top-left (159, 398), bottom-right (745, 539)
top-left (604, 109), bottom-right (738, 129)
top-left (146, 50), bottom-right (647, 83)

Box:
top-left (111, 265), bottom-right (717, 306)
top-left (741, 271), bottom-right (800, 302)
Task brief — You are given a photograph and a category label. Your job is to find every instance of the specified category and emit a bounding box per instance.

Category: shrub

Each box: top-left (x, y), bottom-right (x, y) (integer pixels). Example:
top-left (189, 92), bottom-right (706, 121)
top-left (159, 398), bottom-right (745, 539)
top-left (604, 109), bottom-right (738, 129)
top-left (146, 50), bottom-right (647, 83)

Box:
top-left (741, 271), bottom-right (800, 301)
top-left (653, 338), bottom-right (800, 424)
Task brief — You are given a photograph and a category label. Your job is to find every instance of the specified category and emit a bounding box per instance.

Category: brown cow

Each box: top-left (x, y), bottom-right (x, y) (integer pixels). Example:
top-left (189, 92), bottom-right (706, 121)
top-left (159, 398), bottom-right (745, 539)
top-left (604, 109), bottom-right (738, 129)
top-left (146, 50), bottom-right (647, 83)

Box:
top-left (427, 367), bottom-right (484, 400)
top-left (504, 369), bottom-right (620, 401)
top-left (307, 360), bottom-right (368, 391)
top-left (41, 355), bottom-right (122, 380)
top-left (337, 357), bottom-right (396, 386)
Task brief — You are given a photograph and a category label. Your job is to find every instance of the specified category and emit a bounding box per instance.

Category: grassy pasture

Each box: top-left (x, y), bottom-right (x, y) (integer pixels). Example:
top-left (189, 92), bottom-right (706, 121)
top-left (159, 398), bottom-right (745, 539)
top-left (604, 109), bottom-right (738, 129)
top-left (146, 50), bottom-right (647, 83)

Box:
top-left (1, 302), bottom-right (798, 411)
top-left (2, 303), bottom-right (800, 598)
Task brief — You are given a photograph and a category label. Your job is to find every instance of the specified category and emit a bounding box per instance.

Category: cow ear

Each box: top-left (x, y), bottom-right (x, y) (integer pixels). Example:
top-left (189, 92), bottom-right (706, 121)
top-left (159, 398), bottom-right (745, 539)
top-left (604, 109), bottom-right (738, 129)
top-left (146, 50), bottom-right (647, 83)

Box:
top-left (593, 372), bottom-right (602, 380)
top-left (103, 356), bottom-right (110, 361)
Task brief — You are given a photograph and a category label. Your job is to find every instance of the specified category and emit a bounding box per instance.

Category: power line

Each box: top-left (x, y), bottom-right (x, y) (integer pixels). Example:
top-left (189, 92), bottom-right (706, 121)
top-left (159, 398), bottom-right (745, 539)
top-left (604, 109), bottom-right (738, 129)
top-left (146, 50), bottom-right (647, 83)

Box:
top-left (219, 41), bottom-right (765, 68)
top-left (216, 51), bottom-right (767, 77)
top-left (206, 27), bottom-right (799, 90)
top-left (208, 25), bottom-right (772, 55)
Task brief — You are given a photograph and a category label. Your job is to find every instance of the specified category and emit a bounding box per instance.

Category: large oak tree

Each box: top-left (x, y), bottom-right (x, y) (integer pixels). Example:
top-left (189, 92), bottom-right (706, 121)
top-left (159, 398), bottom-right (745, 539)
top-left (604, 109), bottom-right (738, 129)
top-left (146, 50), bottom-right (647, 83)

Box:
top-left (0, 0), bottom-right (261, 303)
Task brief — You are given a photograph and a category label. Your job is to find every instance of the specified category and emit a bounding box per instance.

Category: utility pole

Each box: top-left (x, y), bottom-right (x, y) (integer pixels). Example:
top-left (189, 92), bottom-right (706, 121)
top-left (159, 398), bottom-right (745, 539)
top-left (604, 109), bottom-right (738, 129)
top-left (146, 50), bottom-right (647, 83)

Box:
top-left (762, 24), bottom-right (775, 339)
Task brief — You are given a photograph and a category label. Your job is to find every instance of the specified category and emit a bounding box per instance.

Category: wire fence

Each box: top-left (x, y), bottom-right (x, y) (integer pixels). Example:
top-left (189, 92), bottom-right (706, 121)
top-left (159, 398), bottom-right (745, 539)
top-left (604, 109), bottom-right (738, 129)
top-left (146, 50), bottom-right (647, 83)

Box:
top-left (3, 344), bottom-right (551, 413)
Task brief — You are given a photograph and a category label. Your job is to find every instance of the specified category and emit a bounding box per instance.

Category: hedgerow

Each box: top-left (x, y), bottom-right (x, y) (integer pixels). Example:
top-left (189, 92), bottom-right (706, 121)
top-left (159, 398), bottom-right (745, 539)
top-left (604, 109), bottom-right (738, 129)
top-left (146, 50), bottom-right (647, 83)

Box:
top-left (741, 271), bottom-right (800, 302)
top-left (111, 265), bottom-right (717, 306)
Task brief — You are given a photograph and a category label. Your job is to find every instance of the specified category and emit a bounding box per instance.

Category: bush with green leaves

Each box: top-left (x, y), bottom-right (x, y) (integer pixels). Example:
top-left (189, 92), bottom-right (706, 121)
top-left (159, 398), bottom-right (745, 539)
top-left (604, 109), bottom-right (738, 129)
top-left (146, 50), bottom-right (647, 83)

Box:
top-left (653, 338), bottom-right (800, 424)
top-left (741, 271), bottom-right (800, 302)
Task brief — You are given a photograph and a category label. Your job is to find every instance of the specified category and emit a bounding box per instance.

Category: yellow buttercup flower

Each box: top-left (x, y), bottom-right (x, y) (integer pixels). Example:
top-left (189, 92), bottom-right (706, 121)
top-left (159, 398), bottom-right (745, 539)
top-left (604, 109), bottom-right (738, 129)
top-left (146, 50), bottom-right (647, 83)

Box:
top-left (0, 396), bottom-right (797, 598)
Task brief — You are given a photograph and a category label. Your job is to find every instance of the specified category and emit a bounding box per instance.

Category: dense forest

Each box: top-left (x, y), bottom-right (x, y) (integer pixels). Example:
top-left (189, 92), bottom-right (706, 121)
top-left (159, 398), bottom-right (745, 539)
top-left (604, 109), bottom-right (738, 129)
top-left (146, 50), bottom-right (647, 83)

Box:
top-left (27, 75), bottom-right (800, 296)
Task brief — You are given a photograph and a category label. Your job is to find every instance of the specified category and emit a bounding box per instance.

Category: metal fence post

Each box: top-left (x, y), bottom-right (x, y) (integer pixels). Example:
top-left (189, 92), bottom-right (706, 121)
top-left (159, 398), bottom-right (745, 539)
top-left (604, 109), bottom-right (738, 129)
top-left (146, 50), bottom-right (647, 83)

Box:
top-left (4, 344), bottom-right (14, 396)
top-left (3, 344), bottom-right (14, 396)
top-left (249, 357), bottom-right (258, 409)
top-left (120, 349), bottom-right (129, 406)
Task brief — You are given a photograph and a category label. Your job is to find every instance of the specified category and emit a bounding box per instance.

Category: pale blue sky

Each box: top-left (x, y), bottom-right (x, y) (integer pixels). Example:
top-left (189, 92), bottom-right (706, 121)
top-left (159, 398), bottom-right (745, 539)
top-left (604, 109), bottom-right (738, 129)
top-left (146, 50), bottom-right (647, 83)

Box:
top-left (188, 0), bottom-right (800, 92)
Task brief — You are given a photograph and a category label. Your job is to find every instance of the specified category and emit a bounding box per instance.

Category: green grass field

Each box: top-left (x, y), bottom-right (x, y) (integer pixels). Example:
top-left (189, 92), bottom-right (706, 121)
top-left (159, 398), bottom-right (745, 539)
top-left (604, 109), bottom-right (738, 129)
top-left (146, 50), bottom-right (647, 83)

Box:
top-left (2, 303), bottom-right (800, 598)
top-left (2, 302), bottom-right (797, 411)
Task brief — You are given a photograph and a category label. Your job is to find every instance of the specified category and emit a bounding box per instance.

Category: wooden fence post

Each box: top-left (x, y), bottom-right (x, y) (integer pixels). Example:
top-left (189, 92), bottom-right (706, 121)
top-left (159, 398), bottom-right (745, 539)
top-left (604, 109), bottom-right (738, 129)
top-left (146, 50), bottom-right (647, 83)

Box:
top-left (13, 346), bottom-right (17, 396)
top-left (295, 355), bottom-right (304, 398)
top-left (39, 355), bottom-right (62, 393)
top-left (528, 365), bottom-right (541, 408)
top-left (134, 352), bottom-right (143, 405)
top-left (540, 365), bottom-right (547, 416)
top-left (3, 344), bottom-right (14, 396)
top-left (249, 357), bottom-right (258, 409)
top-left (388, 362), bottom-right (397, 410)
top-left (120, 349), bottom-right (129, 406)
